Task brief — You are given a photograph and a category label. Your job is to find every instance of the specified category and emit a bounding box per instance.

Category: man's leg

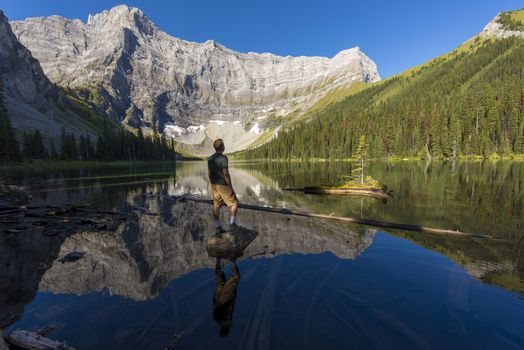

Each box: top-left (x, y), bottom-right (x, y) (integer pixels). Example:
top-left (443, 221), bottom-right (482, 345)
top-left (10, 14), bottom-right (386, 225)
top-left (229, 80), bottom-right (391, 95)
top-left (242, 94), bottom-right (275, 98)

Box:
top-left (218, 185), bottom-right (238, 227)
top-left (212, 185), bottom-right (224, 233)
top-left (213, 205), bottom-right (220, 221)
top-left (229, 202), bottom-right (238, 225)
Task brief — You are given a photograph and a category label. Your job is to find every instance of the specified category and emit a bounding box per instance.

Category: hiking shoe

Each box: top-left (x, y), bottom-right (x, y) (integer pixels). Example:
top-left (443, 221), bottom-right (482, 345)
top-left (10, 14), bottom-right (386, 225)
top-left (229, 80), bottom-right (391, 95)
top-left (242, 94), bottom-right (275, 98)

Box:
top-left (229, 223), bottom-right (239, 231)
top-left (215, 226), bottom-right (225, 235)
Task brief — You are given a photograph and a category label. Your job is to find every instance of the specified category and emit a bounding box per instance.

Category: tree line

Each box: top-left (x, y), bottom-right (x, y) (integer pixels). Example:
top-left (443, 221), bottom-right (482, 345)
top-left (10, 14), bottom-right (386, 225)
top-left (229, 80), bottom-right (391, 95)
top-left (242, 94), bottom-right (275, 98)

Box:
top-left (0, 79), bottom-right (177, 163)
top-left (243, 38), bottom-right (524, 160)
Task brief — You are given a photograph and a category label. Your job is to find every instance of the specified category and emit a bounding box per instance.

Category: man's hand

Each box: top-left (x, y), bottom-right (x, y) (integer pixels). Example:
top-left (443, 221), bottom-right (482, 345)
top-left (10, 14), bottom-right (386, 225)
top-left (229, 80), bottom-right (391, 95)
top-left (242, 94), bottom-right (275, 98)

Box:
top-left (223, 168), bottom-right (234, 193)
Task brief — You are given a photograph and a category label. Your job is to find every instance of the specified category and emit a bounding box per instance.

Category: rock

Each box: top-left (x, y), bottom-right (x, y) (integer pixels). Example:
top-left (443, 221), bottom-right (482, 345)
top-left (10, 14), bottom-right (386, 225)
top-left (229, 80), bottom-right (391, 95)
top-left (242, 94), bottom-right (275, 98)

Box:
top-left (206, 227), bottom-right (258, 260)
top-left (0, 10), bottom-right (58, 110)
top-left (479, 13), bottom-right (524, 39)
top-left (58, 251), bottom-right (85, 264)
top-left (11, 5), bottom-right (381, 154)
top-left (0, 11), bottom-right (97, 142)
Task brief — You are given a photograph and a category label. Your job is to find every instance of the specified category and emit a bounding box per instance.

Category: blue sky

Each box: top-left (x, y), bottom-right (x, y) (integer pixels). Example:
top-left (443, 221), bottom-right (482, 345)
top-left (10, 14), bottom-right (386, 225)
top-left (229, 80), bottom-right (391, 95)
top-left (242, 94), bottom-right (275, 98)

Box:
top-left (3, 0), bottom-right (523, 78)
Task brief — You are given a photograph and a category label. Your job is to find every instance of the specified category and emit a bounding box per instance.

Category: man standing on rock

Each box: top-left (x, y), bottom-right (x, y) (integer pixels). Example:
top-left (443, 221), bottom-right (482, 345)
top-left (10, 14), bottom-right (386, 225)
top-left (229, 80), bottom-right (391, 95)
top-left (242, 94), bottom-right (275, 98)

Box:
top-left (208, 139), bottom-right (238, 233)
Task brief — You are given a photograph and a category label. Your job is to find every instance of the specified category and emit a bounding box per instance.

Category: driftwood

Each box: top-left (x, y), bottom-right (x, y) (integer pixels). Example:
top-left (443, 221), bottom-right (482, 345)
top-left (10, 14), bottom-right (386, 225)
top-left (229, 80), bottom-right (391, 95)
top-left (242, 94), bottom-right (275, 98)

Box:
top-left (6, 330), bottom-right (76, 350)
top-left (206, 227), bottom-right (258, 259)
top-left (285, 186), bottom-right (393, 200)
top-left (181, 196), bottom-right (494, 240)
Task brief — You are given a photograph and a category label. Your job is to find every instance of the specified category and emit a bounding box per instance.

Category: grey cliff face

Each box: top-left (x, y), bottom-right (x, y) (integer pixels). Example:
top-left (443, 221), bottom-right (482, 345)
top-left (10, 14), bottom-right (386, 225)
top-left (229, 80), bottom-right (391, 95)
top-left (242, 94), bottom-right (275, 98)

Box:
top-left (480, 13), bottom-right (524, 39)
top-left (11, 5), bottom-right (381, 152)
top-left (0, 10), bottom-right (104, 141)
top-left (0, 10), bottom-right (59, 109)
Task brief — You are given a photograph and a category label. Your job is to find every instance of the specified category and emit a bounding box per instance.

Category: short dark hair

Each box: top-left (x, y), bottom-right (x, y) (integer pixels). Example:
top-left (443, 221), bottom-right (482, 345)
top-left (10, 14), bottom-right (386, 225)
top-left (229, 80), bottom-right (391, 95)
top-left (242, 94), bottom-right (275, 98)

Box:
top-left (213, 139), bottom-right (225, 152)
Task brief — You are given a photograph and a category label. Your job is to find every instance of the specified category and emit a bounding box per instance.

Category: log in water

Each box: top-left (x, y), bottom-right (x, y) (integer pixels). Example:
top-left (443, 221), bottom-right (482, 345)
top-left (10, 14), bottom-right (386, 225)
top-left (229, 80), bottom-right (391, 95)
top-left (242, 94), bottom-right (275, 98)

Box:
top-left (284, 186), bottom-right (392, 200)
top-left (6, 330), bottom-right (76, 350)
top-left (181, 196), bottom-right (494, 240)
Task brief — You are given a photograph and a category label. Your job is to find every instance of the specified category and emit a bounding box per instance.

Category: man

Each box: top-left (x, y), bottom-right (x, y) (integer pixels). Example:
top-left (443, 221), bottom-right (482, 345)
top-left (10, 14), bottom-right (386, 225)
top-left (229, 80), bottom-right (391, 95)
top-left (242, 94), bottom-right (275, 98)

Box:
top-left (208, 139), bottom-right (238, 233)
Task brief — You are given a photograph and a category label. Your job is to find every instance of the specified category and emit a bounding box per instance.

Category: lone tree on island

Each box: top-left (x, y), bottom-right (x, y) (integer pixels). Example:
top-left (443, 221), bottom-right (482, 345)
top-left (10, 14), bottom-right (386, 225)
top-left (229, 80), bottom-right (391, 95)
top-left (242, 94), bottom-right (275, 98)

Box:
top-left (353, 135), bottom-right (368, 184)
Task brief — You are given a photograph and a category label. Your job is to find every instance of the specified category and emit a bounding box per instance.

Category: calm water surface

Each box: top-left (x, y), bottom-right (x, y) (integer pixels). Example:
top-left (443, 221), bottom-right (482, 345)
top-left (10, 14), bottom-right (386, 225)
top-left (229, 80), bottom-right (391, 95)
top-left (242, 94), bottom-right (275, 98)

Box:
top-left (1, 160), bottom-right (523, 349)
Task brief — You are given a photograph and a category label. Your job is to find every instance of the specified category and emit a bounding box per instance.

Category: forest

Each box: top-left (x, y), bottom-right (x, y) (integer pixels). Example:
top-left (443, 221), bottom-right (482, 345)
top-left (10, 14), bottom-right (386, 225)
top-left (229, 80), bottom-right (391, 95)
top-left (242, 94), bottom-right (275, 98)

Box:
top-left (242, 38), bottom-right (524, 160)
top-left (0, 81), bottom-right (177, 163)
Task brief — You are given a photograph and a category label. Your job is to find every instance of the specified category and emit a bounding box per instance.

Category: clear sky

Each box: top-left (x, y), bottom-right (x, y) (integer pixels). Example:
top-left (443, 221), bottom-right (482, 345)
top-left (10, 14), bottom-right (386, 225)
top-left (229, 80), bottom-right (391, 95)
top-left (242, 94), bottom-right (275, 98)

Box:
top-left (2, 0), bottom-right (523, 78)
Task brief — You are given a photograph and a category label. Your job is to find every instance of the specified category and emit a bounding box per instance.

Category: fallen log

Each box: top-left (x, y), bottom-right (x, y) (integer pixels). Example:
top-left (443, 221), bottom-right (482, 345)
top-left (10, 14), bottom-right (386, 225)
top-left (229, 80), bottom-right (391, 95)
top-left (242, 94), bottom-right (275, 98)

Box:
top-left (6, 330), bottom-right (76, 350)
top-left (181, 196), bottom-right (494, 240)
top-left (285, 186), bottom-right (392, 200)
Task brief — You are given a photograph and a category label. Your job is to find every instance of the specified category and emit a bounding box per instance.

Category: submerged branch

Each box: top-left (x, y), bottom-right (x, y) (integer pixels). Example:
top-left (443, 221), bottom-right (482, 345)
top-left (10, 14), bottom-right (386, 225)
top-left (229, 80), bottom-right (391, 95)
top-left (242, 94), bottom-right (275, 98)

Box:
top-left (180, 196), bottom-right (495, 240)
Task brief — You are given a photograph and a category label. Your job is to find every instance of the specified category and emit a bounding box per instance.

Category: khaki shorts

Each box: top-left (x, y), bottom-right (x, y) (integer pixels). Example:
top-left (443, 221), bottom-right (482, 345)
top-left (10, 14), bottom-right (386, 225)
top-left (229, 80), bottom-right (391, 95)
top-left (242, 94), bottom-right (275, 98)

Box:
top-left (211, 184), bottom-right (238, 209)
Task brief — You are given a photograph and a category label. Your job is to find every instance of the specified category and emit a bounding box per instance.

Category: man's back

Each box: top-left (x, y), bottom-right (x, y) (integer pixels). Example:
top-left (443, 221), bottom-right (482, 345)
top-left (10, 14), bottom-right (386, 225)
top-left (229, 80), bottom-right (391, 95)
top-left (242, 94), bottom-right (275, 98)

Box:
top-left (208, 152), bottom-right (228, 186)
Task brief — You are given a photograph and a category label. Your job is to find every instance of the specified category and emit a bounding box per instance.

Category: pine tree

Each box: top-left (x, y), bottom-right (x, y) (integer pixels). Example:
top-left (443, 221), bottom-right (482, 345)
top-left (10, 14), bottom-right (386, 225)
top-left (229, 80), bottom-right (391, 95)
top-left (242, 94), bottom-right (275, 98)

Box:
top-left (0, 78), bottom-right (21, 162)
top-left (32, 130), bottom-right (46, 159)
top-left (352, 135), bottom-right (368, 184)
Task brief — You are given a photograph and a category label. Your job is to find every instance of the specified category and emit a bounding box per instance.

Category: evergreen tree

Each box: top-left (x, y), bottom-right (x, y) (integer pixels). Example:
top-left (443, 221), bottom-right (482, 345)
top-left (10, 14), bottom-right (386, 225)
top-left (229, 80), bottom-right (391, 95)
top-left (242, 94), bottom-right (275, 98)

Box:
top-left (352, 135), bottom-right (368, 184)
top-left (32, 130), bottom-right (46, 159)
top-left (0, 79), bottom-right (21, 162)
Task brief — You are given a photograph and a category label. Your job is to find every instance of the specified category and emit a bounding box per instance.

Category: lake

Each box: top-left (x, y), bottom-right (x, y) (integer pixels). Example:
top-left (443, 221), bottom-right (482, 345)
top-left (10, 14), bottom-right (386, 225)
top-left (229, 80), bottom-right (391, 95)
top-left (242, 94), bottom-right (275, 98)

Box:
top-left (1, 160), bottom-right (523, 349)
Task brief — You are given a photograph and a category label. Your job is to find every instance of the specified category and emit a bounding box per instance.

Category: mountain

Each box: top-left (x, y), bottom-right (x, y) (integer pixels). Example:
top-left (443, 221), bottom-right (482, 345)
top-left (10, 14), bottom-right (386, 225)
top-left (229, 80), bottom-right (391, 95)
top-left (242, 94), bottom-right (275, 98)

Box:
top-left (10, 5), bottom-right (380, 154)
top-left (0, 9), bottom-right (114, 144)
top-left (243, 9), bottom-right (524, 160)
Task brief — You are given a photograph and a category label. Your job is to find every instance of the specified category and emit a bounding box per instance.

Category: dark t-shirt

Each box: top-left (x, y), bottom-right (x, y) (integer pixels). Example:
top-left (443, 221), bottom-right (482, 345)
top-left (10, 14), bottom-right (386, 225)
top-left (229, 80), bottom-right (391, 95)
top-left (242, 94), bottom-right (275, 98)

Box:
top-left (208, 153), bottom-right (228, 185)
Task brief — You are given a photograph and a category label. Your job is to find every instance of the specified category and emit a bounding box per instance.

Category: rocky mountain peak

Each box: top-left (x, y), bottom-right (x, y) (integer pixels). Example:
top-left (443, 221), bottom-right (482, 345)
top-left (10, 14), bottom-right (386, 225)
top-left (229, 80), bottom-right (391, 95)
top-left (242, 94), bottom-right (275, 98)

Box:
top-left (87, 4), bottom-right (156, 34)
top-left (480, 10), bottom-right (524, 39)
top-left (0, 9), bottom-right (58, 108)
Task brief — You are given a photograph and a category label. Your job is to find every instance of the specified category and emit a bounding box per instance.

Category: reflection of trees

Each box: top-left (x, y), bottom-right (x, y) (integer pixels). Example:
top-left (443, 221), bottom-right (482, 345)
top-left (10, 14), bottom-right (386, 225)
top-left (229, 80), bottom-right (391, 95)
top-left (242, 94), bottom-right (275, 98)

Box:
top-left (395, 231), bottom-right (524, 294)
top-left (236, 160), bottom-right (524, 294)
top-left (241, 160), bottom-right (524, 240)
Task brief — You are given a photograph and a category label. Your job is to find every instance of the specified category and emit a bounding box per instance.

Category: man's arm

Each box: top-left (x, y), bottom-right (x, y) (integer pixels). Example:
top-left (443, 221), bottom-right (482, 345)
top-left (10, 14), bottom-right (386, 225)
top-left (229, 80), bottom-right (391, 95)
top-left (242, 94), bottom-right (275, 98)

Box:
top-left (223, 167), bottom-right (234, 194)
top-left (222, 156), bottom-right (234, 194)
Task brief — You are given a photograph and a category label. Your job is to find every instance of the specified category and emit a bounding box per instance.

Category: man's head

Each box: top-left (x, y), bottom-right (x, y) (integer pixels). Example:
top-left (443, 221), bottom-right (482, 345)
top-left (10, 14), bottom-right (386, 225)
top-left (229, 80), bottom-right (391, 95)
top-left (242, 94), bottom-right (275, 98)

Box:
top-left (213, 139), bottom-right (225, 153)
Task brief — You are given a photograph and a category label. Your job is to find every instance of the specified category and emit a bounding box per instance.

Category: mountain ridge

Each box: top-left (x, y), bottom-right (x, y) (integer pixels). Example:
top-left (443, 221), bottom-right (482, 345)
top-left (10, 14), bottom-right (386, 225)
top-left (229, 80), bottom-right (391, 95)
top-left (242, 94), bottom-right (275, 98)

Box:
top-left (11, 4), bottom-right (380, 155)
top-left (240, 8), bottom-right (524, 159)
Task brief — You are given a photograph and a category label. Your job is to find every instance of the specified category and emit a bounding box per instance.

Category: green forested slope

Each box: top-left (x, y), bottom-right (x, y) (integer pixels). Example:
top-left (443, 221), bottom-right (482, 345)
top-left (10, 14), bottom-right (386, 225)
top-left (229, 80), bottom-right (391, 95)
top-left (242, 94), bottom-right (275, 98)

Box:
top-left (242, 37), bottom-right (524, 159)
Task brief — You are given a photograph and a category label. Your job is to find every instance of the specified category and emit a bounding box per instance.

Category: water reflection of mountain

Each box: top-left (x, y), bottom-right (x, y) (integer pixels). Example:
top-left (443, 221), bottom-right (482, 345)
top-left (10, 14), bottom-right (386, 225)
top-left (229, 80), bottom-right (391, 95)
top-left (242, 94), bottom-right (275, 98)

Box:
top-left (38, 195), bottom-right (375, 300)
top-left (0, 228), bottom-right (65, 328)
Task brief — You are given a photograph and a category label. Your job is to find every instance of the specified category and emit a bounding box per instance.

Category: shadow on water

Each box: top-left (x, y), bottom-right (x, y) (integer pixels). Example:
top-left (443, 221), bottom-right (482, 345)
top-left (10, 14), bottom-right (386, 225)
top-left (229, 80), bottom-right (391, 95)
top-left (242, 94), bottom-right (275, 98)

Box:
top-left (0, 160), bottom-right (523, 349)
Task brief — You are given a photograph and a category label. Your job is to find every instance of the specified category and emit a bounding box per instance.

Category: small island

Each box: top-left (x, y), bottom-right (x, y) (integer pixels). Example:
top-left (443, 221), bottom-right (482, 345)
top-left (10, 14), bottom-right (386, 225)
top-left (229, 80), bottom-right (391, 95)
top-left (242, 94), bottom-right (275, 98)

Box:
top-left (289, 136), bottom-right (393, 200)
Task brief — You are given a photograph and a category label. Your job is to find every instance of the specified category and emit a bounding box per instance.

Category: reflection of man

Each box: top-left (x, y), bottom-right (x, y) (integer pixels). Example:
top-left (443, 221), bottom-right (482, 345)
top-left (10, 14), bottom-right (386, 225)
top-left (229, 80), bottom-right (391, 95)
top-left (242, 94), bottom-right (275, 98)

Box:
top-left (208, 139), bottom-right (238, 234)
top-left (213, 258), bottom-right (240, 337)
